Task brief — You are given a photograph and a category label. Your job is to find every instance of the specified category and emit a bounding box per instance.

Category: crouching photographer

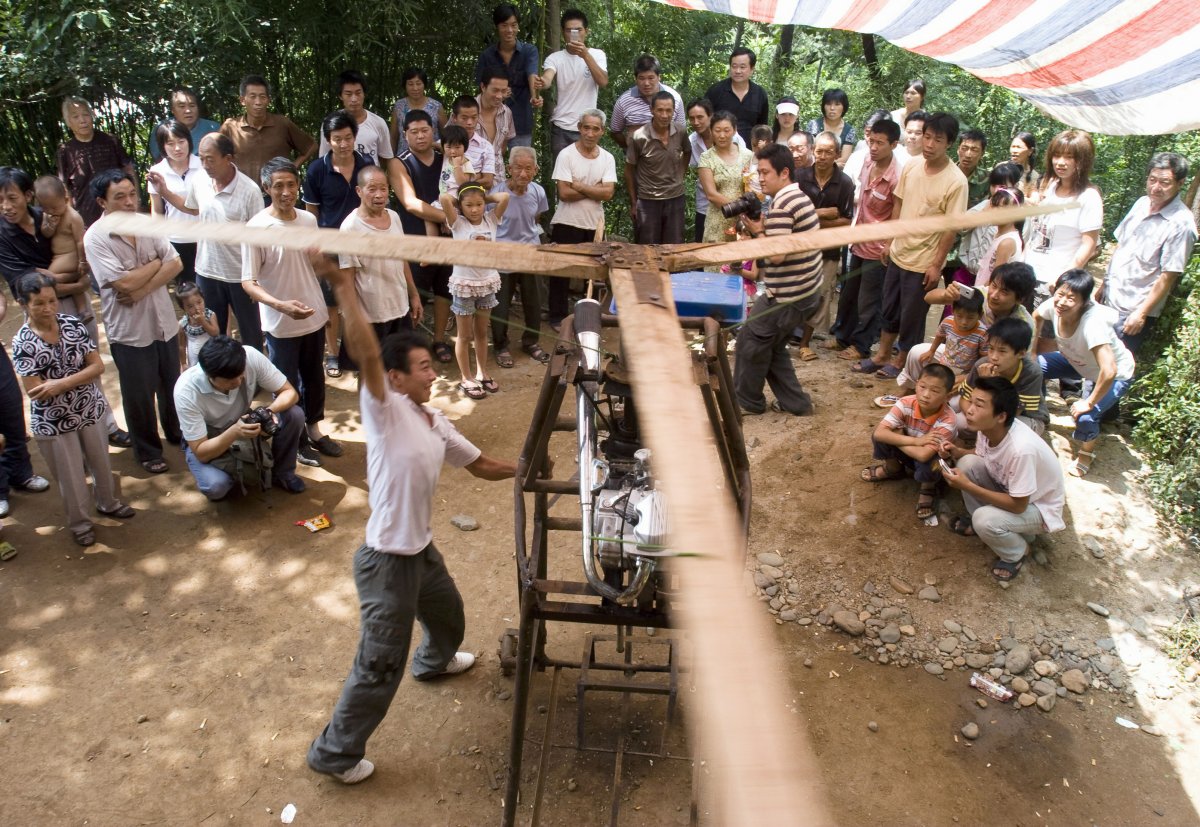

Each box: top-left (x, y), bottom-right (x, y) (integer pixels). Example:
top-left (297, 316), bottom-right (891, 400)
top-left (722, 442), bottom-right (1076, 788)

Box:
top-left (173, 335), bottom-right (307, 500)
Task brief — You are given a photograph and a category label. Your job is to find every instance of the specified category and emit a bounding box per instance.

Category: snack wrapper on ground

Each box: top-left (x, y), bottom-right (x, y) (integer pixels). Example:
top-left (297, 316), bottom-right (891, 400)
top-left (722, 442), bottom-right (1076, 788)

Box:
top-left (296, 513), bottom-right (332, 533)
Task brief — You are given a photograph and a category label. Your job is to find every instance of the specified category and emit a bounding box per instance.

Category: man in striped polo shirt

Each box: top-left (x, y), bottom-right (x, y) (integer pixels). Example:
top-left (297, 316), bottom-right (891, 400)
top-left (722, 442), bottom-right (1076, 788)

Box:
top-left (734, 143), bottom-right (824, 415)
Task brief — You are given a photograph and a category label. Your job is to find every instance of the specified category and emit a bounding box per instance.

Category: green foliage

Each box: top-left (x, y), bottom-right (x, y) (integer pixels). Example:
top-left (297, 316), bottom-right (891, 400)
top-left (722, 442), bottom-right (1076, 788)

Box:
top-left (1129, 257), bottom-right (1200, 540)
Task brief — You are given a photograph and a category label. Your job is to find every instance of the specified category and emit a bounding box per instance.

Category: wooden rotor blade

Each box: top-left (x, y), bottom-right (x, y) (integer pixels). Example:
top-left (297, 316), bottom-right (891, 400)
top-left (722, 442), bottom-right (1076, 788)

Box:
top-left (607, 264), bottom-right (834, 826)
top-left (96, 212), bottom-right (608, 280)
top-left (663, 201), bottom-right (1072, 272)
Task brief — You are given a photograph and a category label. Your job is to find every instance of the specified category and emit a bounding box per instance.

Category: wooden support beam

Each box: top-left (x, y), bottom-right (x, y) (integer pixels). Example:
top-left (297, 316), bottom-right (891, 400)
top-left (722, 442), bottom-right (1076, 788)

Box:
top-left (607, 265), bottom-right (834, 826)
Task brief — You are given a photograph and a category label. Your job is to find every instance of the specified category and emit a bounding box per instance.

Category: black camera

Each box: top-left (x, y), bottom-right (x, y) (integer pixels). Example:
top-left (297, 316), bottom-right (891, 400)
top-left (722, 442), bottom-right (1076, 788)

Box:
top-left (720, 191), bottom-right (762, 221)
top-left (241, 406), bottom-right (280, 437)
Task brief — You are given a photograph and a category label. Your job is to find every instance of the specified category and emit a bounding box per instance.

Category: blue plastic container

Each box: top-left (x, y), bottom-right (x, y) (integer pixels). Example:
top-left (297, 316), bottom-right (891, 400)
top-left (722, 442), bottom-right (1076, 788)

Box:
top-left (609, 271), bottom-right (747, 325)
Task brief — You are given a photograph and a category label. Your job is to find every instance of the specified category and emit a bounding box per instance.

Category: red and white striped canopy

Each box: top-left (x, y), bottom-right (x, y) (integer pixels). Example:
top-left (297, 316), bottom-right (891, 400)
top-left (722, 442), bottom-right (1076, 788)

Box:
top-left (654, 0), bottom-right (1200, 135)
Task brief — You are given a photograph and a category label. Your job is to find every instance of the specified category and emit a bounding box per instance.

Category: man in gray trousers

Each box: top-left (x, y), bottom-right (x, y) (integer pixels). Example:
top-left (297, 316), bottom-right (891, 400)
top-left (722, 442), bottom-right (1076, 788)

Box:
top-left (306, 262), bottom-right (516, 784)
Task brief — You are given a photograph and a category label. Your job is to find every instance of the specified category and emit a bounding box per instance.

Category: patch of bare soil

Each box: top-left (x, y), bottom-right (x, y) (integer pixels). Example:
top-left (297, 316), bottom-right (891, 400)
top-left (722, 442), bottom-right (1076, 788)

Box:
top-left (2, 307), bottom-right (1198, 826)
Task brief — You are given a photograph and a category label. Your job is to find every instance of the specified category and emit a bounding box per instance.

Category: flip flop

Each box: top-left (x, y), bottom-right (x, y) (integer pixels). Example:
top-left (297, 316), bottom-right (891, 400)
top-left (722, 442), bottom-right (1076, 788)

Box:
top-left (837, 346), bottom-right (865, 361)
top-left (495, 350), bottom-right (514, 368)
top-left (798, 347), bottom-right (818, 361)
top-left (433, 341), bottom-right (454, 363)
top-left (874, 364), bottom-right (901, 379)
top-left (324, 354), bottom-right (342, 378)
top-left (873, 394), bottom-right (900, 408)
top-left (851, 357), bottom-right (884, 374)
top-left (0, 541), bottom-right (17, 561)
top-left (480, 377), bottom-right (500, 394)
top-left (141, 458), bottom-right (169, 474)
top-left (991, 557), bottom-right (1024, 582)
top-left (459, 381), bottom-right (486, 400)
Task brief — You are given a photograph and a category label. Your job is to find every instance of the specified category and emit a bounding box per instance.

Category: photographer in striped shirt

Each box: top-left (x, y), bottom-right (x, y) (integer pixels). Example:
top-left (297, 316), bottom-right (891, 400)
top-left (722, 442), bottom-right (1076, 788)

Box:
top-left (733, 143), bottom-right (823, 416)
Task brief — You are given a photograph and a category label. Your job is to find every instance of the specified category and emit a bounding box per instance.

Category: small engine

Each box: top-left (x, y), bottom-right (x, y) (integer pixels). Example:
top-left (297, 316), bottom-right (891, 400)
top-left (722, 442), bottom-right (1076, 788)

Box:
top-left (593, 450), bottom-right (670, 568)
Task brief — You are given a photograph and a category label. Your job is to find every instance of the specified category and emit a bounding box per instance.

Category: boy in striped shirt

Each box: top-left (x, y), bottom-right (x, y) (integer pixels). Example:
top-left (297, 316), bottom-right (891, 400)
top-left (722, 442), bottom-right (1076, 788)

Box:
top-left (956, 316), bottom-right (1048, 435)
top-left (862, 363), bottom-right (957, 521)
top-left (881, 289), bottom-right (986, 408)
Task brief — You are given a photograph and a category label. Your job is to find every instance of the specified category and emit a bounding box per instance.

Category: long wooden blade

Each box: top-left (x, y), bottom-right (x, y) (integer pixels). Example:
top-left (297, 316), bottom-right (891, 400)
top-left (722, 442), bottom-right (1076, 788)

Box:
top-left (96, 212), bottom-right (608, 280)
top-left (663, 201), bottom-right (1071, 271)
top-left (607, 263), bottom-right (834, 826)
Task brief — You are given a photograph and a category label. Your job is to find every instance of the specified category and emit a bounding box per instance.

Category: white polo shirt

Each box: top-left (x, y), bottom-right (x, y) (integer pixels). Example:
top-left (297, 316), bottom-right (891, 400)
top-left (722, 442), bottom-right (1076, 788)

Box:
top-left (362, 385), bottom-right (480, 554)
top-left (174, 346), bottom-right (288, 442)
top-left (83, 224), bottom-right (180, 347)
top-left (186, 169), bottom-right (263, 282)
top-left (241, 209), bottom-right (329, 337)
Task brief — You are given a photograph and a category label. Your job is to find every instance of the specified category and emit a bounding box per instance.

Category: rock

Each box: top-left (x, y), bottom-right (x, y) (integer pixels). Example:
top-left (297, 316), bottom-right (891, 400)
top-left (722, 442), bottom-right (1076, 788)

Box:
top-left (797, 617), bottom-right (812, 626)
top-left (136, 714), bottom-right (149, 724)
top-left (780, 610), bottom-right (797, 622)
top-left (938, 636), bottom-right (959, 654)
top-left (1131, 617), bottom-right (1152, 638)
top-left (863, 581), bottom-right (876, 594)
top-left (1034, 660), bottom-right (1058, 677)
top-left (745, 436), bottom-right (761, 450)
top-left (451, 514), bottom-right (479, 531)
top-left (1056, 686), bottom-right (1068, 698)
top-left (867, 721), bottom-right (879, 732)
top-left (975, 698), bottom-right (988, 709)
top-left (833, 611), bottom-right (866, 636)
top-left (880, 607), bottom-right (903, 621)
top-left (900, 625), bottom-right (916, 636)
top-left (1097, 638), bottom-right (1116, 652)
top-left (889, 576), bottom-right (915, 595)
top-left (567, 778), bottom-right (579, 792)
top-left (918, 586), bottom-right (941, 603)
top-left (496, 689), bottom-right (512, 701)
top-left (1083, 537), bottom-right (1105, 559)
top-left (1032, 680), bottom-right (1056, 696)
top-left (1061, 669), bottom-right (1088, 694)
top-left (943, 620), bottom-right (963, 634)
top-left (1087, 602), bottom-right (1111, 618)
top-left (924, 662), bottom-right (944, 675)
top-left (1018, 692), bottom-right (1037, 707)
top-left (858, 610), bottom-right (872, 622)
top-left (961, 722), bottom-right (980, 740)
top-left (1109, 672), bottom-right (1127, 690)
top-left (1011, 677), bottom-right (1030, 694)
top-left (753, 572), bottom-right (773, 589)
top-left (966, 654), bottom-right (991, 669)
top-left (1006, 645), bottom-right (1032, 675)
top-left (1036, 694), bottom-right (1056, 712)
top-left (1141, 725), bottom-right (1163, 737)
top-left (756, 552), bottom-right (784, 567)
top-left (924, 573), bottom-right (937, 586)
top-left (963, 626), bottom-right (978, 642)
top-left (880, 624), bottom-right (901, 644)
top-left (761, 564), bottom-right (784, 580)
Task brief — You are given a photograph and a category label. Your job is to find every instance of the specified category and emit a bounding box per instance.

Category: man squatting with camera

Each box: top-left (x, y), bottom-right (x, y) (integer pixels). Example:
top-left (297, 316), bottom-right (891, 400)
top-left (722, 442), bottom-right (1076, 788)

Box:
top-left (173, 335), bottom-right (308, 498)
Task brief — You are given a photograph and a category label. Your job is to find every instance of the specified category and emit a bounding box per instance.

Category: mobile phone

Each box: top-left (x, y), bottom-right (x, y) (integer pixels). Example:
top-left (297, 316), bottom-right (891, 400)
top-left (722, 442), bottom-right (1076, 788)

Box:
top-left (569, 30), bottom-right (581, 42)
top-left (958, 285), bottom-right (976, 300)
top-left (938, 458), bottom-right (954, 475)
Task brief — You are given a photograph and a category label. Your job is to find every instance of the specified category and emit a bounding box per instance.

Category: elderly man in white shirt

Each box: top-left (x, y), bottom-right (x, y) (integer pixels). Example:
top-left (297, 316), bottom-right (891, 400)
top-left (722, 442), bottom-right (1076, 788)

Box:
top-left (83, 169), bottom-right (182, 474)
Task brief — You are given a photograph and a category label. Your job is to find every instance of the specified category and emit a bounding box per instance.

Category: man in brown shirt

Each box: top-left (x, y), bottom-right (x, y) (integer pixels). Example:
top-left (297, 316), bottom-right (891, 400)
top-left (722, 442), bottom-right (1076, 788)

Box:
top-left (220, 75), bottom-right (316, 185)
top-left (624, 91), bottom-right (687, 243)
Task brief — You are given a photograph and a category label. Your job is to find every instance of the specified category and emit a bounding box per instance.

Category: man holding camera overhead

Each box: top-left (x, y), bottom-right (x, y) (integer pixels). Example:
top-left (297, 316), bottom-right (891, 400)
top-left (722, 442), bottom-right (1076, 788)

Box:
top-left (174, 335), bottom-right (307, 500)
top-left (733, 143), bottom-right (823, 416)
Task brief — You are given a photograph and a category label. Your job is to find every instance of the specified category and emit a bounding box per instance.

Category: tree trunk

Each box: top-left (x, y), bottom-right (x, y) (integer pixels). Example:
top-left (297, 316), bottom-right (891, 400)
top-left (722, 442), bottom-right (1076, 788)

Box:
top-left (734, 19), bottom-right (745, 50)
top-left (777, 24), bottom-right (795, 70)
top-left (862, 33), bottom-right (882, 82)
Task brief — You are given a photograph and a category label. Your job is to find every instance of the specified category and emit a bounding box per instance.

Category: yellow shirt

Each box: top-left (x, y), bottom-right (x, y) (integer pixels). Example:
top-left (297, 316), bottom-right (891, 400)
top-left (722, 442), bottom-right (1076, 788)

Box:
top-left (891, 159), bottom-right (968, 272)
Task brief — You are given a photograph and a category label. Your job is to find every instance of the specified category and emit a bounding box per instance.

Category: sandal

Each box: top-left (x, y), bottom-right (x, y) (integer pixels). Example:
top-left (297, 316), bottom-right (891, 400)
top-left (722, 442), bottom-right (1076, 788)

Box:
top-left (852, 357), bottom-right (884, 374)
top-left (991, 557), bottom-right (1024, 582)
top-left (1070, 449), bottom-right (1096, 477)
top-left (459, 381), bottom-right (486, 400)
top-left (97, 504), bottom-right (136, 519)
top-left (495, 350), bottom-right (514, 369)
top-left (949, 515), bottom-right (976, 537)
top-left (524, 344), bottom-right (550, 364)
top-left (141, 458), bottom-right (169, 474)
top-left (480, 377), bottom-right (499, 394)
top-left (72, 528), bottom-right (96, 547)
top-left (873, 394), bottom-right (900, 409)
top-left (874, 364), bottom-right (901, 380)
top-left (324, 354), bottom-right (342, 378)
top-left (860, 463), bottom-right (904, 482)
top-left (798, 347), bottom-right (818, 361)
top-left (432, 341), bottom-right (453, 363)
top-left (0, 541), bottom-right (17, 561)
top-left (916, 484), bottom-right (937, 520)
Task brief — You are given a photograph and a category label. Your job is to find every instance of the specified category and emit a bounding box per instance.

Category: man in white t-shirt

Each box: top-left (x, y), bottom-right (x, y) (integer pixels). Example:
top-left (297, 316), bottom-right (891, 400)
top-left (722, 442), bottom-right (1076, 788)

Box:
top-left (317, 70), bottom-right (394, 165)
top-left (940, 376), bottom-right (1065, 582)
top-left (338, 165), bottom-right (423, 341)
top-left (547, 109), bottom-right (616, 329)
top-left (241, 158), bottom-right (341, 466)
top-left (539, 8), bottom-right (608, 159)
top-left (173, 335), bottom-right (306, 499)
top-left (306, 262), bottom-right (520, 786)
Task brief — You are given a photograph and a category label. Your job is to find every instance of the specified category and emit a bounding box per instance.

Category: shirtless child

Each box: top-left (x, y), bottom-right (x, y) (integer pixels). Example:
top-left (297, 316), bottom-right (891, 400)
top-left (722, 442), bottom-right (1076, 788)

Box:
top-left (34, 176), bottom-right (94, 330)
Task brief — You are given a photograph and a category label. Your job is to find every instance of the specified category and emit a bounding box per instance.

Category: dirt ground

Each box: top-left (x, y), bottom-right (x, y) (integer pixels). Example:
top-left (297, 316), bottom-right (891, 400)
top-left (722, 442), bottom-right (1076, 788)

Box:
top-left (2, 305), bottom-right (1199, 827)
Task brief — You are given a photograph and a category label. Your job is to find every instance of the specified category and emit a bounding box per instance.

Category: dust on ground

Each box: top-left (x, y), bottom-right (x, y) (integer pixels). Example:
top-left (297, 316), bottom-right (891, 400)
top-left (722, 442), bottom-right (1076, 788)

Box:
top-left (1, 308), bottom-right (1198, 826)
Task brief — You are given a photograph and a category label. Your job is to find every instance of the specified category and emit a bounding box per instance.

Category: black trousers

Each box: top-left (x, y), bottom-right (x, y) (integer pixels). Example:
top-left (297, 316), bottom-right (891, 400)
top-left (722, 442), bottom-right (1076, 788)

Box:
top-left (266, 329), bottom-right (326, 425)
top-left (109, 338), bottom-right (182, 464)
top-left (0, 346), bottom-right (34, 497)
top-left (197, 275), bottom-right (263, 351)
top-left (548, 223), bottom-right (595, 324)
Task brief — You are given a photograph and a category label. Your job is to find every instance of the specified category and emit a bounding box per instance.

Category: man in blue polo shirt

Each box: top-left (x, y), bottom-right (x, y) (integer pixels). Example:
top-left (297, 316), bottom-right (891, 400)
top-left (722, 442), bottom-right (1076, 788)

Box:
top-left (491, 146), bottom-right (549, 369)
top-left (476, 3), bottom-right (541, 149)
top-left (302, 110), bottom-right (372, 430)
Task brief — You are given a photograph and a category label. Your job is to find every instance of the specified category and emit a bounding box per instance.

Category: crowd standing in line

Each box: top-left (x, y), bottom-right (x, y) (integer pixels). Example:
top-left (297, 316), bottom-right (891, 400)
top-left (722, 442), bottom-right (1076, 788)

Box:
top-left (0, 4), bottom-right (1196, 780)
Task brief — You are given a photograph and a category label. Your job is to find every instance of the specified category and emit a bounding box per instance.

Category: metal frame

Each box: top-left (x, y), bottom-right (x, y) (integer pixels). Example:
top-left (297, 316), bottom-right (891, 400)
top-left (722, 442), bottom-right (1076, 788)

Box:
top-left (501, 312), bottom-right (751, 826)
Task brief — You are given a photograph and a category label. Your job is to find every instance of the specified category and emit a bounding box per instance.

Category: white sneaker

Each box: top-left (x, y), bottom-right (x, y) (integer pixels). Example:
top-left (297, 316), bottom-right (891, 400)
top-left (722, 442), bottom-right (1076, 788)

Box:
top-left (0, 499), bottom-right (8, 518)
top-left (416, 652), bottom-right (476, 681)
top-left (332, 759), bottom-right (374, 784)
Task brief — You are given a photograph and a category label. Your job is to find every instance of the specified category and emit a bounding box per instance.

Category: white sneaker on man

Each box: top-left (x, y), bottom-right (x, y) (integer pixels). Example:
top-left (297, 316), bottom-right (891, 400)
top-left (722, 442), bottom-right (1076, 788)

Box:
top-left (332, 758), bottom-right (374, 784)
top-left (415, 652), bottom-right (476, 681)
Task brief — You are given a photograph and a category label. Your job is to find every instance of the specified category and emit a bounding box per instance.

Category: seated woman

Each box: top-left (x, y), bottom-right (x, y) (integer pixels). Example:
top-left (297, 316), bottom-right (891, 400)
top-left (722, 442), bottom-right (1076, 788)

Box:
top-left (10, 273), bottom-right (134, 547)
top-left (1033, 269), bottom-right (1136, 477)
